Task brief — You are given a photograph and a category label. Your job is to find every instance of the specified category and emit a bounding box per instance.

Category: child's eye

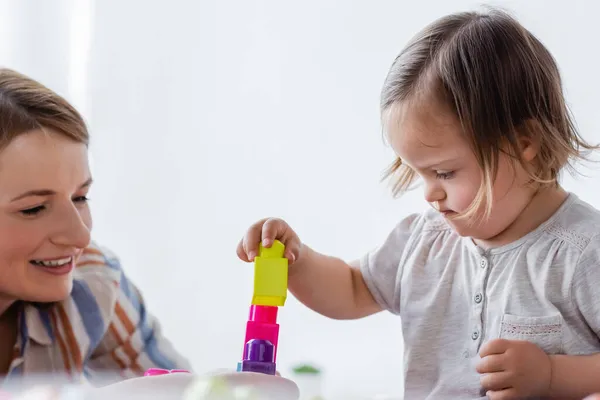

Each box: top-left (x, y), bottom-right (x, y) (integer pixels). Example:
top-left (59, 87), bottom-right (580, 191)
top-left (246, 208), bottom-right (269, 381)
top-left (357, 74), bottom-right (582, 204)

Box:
top-left (435, 171), bottom-right (455, 180)
top-left (20, 205), bottom-right (45, 216)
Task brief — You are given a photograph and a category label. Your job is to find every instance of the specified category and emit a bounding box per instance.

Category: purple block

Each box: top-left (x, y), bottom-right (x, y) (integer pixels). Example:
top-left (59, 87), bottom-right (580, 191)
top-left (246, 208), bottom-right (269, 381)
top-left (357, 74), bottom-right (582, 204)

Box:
top-left (241, 339), bottom-right (276, 375)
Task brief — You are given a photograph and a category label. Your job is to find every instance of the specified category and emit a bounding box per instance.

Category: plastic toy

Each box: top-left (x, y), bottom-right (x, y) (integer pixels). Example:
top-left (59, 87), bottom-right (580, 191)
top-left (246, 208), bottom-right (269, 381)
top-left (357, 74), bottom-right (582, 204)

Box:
top-left (183, 371), bottom-right (299, 400)
top-left (86, 371), bottom-right (298, 400)
top-left (238, 240), bottom-right (288, 374)
top-left (129, 239), bottom-right (299, 399)
top-left (239, 305), bottom-right (279, 371)
top-left (251, 240), bottom-right (288, 307)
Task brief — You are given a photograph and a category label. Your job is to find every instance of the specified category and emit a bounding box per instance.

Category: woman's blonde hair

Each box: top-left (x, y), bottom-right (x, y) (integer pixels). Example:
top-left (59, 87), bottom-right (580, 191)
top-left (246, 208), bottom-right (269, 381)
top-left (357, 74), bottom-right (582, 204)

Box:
top-left (0, 68), bottom-right (88, 150)
top-left (380, 8), bottom-right (598, 220)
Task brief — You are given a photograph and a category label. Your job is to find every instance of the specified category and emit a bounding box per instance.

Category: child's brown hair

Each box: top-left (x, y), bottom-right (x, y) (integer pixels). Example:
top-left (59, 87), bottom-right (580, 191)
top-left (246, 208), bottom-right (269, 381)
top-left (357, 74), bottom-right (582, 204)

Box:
top-left (380, 8), bottom-right (598, 219)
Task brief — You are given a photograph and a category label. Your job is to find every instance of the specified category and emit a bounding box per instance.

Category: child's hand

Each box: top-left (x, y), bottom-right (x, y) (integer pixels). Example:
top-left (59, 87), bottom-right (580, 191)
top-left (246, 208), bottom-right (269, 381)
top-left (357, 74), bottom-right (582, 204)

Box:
top-left (476, 338), bottom-right (552, 399)
top-left (236, 218), bottom-right (302, 264)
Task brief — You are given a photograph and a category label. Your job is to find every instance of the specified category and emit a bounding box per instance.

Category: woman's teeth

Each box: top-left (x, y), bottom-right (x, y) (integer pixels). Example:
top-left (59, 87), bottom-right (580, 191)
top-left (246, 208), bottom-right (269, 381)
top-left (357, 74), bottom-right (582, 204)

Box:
top-left (31, 257), bottom-right (72, 267)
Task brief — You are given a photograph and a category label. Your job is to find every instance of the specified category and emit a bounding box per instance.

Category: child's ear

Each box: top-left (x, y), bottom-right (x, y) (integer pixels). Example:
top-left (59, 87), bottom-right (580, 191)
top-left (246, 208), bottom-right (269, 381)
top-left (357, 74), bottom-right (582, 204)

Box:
top-left (518, 120), bottom-right (541, 162)
top-left (520, 136), bottom-right (539, 162)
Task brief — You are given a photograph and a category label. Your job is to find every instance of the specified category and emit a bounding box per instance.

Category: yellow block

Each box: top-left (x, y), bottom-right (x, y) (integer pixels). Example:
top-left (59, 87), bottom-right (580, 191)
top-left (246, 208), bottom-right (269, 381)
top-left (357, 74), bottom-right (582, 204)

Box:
top-left (252, 239), bottom-right (288, 306)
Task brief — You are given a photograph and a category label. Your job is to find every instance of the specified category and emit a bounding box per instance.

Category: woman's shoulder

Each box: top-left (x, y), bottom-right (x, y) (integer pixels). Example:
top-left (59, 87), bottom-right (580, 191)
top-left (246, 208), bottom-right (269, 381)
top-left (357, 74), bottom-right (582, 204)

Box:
top-left (72, 241), bottom-right (125, 284)
top-left (60, 242), bottom-right (126, 326)
top-left (76, 241), bottom-right (124, 274)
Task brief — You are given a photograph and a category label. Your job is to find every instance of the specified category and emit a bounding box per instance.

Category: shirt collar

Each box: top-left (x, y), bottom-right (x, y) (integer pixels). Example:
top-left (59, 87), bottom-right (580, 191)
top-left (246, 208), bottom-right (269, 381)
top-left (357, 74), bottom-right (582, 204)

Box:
top-left (22, 303), bottom-right (54, 346)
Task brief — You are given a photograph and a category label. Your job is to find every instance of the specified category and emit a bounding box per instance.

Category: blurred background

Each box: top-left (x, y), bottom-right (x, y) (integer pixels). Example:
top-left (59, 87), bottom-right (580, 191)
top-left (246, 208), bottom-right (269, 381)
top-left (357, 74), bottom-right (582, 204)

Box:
top-left (1, 0), bottom-right (599, 398)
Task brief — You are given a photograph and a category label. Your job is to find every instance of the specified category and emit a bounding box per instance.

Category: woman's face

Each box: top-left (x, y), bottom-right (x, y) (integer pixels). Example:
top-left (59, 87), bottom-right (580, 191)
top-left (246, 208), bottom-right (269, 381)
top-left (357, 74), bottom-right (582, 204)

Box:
top-left (0, 129), bottom-right (92, 310)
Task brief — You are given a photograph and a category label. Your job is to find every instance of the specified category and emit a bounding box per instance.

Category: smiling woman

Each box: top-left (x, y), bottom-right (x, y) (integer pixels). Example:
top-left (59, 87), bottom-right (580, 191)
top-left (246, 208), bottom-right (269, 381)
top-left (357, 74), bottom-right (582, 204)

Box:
top-left (0, 68), bottom-right (190, 384)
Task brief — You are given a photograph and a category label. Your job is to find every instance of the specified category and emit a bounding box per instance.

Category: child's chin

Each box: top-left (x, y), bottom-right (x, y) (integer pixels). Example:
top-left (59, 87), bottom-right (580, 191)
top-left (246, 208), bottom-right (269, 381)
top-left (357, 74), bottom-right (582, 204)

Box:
top-left (446, 221), bottom-right (478, 238)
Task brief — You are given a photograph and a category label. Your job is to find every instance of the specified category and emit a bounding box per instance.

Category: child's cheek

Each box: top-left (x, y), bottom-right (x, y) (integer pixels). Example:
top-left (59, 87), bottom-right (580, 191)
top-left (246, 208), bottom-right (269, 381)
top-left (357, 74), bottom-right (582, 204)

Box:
top-left (449, 180), bottom-right (479, 212)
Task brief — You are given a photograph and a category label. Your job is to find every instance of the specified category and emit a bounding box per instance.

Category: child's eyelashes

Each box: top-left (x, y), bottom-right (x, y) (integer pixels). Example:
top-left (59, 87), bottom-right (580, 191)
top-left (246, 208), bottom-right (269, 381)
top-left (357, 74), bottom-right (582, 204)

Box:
top-left (435, 171), bottom-right (455, 180)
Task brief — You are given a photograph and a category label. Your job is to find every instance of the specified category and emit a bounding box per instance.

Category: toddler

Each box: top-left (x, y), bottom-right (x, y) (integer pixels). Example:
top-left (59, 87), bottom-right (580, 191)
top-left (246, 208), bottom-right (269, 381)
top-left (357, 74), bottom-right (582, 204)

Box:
top-left (238, 8), bottom-right (600, 400)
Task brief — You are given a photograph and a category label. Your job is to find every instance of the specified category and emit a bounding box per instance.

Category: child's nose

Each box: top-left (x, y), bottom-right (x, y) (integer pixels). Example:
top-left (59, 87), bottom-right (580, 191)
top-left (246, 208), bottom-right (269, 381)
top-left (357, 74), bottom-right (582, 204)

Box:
top-left (424, 183), bottom-right (446, 204)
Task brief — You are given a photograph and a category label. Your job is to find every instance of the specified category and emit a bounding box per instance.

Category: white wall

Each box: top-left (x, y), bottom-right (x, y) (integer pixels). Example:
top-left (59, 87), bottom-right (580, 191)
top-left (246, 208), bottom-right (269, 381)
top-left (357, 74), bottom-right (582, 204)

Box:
top-left (2, 0), bottom-right (600, 398)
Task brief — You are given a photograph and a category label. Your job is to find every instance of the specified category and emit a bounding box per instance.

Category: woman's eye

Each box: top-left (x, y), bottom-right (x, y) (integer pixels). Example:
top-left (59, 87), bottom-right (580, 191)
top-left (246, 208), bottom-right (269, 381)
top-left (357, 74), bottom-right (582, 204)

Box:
top-left (19, 195), bottom-right (89, 217)
top-left (20, 205), bottom-right (45, 216)
top-left (435, 171), bottom-right (455, 180)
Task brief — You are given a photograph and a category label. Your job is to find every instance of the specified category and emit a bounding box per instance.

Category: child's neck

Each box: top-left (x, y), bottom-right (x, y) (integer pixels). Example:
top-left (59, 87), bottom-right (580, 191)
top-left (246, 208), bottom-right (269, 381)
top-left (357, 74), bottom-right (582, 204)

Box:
top-left (474, 185), bottom-right (568, 250)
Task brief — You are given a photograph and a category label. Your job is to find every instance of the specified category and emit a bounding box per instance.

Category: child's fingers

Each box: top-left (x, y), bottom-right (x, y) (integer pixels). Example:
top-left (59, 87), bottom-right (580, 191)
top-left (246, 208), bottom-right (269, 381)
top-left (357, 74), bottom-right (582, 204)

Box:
top-left (485, 387), bottom-right (518, 400)
top-left (284, 249), bottom-right (296, 263)
top-left (244, 219), bottom-right (267, 261)
top-left (479, 338), bottom-right (510, 358)
top-left (479, 371), bottom-right (512, 392)
top-left (236, 239), bottom-right (250, 262)
top-left (239, 217), bottom-right (300, 264)
top-left (475, 354), bottom-right (505, 374)
top-left (261, 218), bottom-right (302, 263)
top-left (261, 218), bottom-right (286, 247)
top-left (286, 240), bottom-right (303, 264)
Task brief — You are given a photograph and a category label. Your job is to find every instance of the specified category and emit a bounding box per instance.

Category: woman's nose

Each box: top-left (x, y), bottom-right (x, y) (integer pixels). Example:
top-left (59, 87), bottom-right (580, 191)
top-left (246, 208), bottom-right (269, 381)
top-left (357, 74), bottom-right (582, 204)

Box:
top-left (50, 205), bottom-right (92, 249)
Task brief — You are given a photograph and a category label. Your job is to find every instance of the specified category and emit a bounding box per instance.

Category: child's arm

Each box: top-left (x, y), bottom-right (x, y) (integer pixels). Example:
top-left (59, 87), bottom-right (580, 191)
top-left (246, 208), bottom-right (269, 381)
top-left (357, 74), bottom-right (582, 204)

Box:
top-left (477, 339), bottom-right (600, 399)
top-left (287, 246), bottom-right (382, 319)
top-left (547, 234), bottom-right (600, 398)
top-left (548, 354), bottom-right (600, 398)
top-left (238, 215), bottom-right (421, 319)
top-left (521, 233), bottom-right (600, 399)
top-left (237, 217), bottom-right (382, 320)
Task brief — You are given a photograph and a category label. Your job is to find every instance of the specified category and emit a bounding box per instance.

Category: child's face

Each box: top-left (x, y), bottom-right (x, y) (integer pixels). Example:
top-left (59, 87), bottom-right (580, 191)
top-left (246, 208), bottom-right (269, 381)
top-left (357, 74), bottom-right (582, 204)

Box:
top-left (0, 130), bottom-right (92, 311)
top-left (387, 98), bottom-right (536, 241)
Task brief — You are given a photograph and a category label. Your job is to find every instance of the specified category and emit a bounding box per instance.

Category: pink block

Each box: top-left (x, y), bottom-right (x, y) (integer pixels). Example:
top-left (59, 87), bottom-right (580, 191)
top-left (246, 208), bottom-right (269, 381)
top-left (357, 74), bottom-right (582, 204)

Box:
top-left (242, 305), bottom-right (280, 362)
top-left (249, 304), bottom-right (278, 323)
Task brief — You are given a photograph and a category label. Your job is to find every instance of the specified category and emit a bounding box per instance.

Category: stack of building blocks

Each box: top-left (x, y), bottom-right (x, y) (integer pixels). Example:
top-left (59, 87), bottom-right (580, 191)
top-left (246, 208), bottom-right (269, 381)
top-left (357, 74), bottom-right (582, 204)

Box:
top-left (238, 240), bottom-right (288, 375)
